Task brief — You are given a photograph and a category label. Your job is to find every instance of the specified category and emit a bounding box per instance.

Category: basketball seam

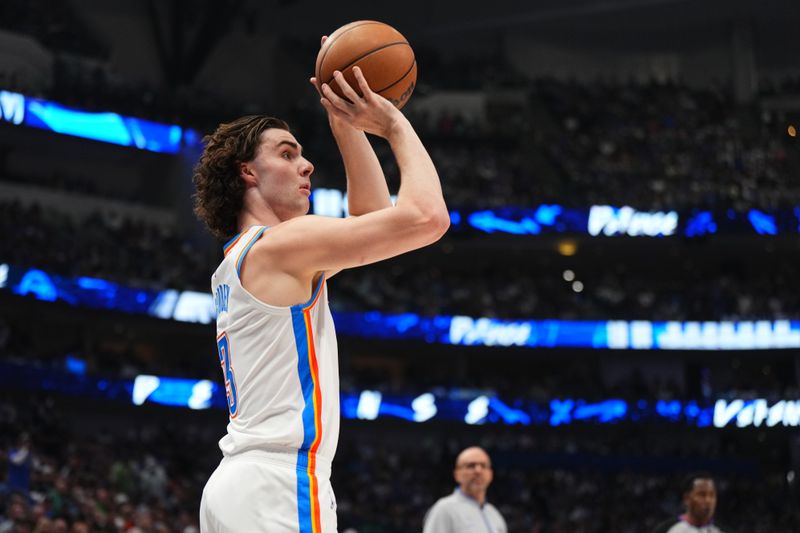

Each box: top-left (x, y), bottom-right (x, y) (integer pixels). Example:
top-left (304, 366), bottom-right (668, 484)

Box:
top-left (316, 21), bottom-right (386, 80)
top-left (376, 59), bottom-right (416, 94)
top-left (322, 42), bottom-right (412, 85)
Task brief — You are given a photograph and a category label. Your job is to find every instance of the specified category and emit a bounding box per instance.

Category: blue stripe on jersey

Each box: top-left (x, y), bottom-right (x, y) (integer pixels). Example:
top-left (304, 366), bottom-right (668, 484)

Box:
top-left (222, 231), bottom-right (243, 252)
top-left (235, 226), bottom-right (267, 278)
top-left (292, 304), bottom-right (316, 533)
top-left (304, 274), bottom-right (325, 308)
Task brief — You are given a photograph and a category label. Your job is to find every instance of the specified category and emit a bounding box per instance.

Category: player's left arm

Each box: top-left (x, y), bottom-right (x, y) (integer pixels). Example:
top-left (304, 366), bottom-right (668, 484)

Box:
top-left (311, 35), bottom-right (393, 280)
top-left (329, 116), bottom-right (393, 215)
top-left (311, 36), bottom-right (392, 217)
top-left (309, 81), bottom-right (393, 280)
top-left (309, 85), bottom-right (392, 217)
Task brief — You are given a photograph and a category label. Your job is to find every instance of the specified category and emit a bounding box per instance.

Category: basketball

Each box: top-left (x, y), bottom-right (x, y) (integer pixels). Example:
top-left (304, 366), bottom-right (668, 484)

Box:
top-left (315, 20), bottom-right (417, 109)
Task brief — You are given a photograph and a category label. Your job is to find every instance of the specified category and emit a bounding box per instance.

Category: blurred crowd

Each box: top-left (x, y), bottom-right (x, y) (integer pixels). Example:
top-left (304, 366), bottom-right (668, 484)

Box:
top-left (297, 77), bottom-right (799, 212)
top-left (0, 171), bottom-right (145, 205)
top-left (524, 79), bottom-right (798, 210)
top-left (3, 0), bottom-right (799, 212)
top-left (331, 258), bottom-right (800, 321)
top-left (0, 200), bottom-right (210, 291)
top-left (0, 395), bottom-right (208, 533)
top-left (0, 0), bottom-right (106, 60)
top-left (1, 393), bottom-right (798, 533)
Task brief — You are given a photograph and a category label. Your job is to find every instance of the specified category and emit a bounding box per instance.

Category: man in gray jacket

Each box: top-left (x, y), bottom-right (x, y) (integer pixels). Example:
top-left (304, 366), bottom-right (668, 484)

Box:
top-left (422, 446), bottom-right (507, 533)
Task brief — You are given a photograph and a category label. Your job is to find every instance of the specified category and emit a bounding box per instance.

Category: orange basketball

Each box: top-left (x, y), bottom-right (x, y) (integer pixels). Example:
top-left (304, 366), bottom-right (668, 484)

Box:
top-left (315, 21), bottom-right (417, 109)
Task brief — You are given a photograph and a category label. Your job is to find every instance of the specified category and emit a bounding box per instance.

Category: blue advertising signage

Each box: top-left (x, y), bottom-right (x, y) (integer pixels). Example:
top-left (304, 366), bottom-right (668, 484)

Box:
top-left (3, 263), bottom-right (800, 351)
top-left (1, 89), bottom-right (199, 153)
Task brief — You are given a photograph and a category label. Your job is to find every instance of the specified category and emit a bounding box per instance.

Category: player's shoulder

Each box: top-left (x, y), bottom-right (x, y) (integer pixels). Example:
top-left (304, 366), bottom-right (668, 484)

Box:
top-left (249, 216), bottom-right (338, 253)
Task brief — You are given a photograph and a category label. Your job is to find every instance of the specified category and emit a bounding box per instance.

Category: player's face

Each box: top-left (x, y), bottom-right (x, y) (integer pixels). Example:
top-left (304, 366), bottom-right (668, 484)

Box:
top-left (685, 479), bottom-right (717, 524)
top-left (454, 448), bottom-right (493, 499)
top-left (248, 128), bottom-right (315, 221)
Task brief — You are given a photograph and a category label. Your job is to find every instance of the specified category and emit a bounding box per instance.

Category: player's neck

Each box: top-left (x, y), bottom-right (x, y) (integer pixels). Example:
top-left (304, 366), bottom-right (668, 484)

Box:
top-left (238, 205), bottom-right (281, 232)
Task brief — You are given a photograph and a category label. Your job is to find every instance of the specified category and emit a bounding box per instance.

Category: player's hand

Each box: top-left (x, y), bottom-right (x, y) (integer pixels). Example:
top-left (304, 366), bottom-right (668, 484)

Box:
top-left (317, 66), bottom-right (403, 139)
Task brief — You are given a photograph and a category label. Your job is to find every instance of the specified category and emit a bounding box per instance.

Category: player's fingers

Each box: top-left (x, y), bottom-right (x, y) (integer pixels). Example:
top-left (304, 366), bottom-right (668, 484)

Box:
top-left (321, 35), bottom-right (328, 46)
top-left (320, 97), bottom-right (351, 121)
top-left (332, 71), bottom-right (361, 102)
top-left (310, 77), bottom-right (321, 93)
top-left (320, 83), bottom-right (352, 112)
top-left (351, 67), bottom-right (374, 101)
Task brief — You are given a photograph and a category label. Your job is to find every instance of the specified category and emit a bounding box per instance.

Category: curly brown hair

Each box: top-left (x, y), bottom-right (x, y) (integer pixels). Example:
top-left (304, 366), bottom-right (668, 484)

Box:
top-left (192, 115), bottom-right (290, 241)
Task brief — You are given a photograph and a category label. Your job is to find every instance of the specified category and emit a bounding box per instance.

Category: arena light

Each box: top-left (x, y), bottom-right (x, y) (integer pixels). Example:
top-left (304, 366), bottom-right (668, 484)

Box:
top-left (557, 240), bottom-right (578, 256)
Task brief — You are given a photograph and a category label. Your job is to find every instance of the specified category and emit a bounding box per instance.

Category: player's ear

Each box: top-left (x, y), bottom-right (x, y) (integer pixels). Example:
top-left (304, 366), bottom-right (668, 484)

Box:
top-left (239, 162), bottom-right (257, 186)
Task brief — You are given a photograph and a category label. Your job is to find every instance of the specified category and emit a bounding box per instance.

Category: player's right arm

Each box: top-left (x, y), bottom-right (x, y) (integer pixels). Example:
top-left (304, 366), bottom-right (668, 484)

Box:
top-left (253, 68), bottom-right (449, 276)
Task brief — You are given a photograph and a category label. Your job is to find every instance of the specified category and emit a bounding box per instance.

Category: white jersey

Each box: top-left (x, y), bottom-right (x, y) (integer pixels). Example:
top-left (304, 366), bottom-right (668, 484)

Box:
top-left (211, 225), bottom-right (340, 473)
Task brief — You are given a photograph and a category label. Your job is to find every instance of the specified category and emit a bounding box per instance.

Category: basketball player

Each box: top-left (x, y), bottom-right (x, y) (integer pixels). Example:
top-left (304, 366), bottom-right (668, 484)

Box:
top-left (422, 446), bottom-right (507, 533)
top-left (651, 473), bottom-right (728, 533)
top-left (192, 60), bottom-right (449, 533)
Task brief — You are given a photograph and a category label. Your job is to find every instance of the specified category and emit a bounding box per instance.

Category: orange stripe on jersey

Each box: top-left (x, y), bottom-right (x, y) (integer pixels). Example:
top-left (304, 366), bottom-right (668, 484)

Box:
top-left (304, 276), bottom-right (326, 312)
top-left (304, 307), bottom-right (323, 533)
top-left (223, 232), bottom-right (246, 256)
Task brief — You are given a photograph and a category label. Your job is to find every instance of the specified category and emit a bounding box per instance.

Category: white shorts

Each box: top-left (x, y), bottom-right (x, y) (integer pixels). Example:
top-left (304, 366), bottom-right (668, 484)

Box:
top-left (200, 450), bottom-right (337, 533)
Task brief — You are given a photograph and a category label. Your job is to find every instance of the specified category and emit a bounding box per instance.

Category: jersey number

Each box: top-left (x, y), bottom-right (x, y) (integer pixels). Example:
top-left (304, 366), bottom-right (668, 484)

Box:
top-left (216, 333), bottom-right (239, 417)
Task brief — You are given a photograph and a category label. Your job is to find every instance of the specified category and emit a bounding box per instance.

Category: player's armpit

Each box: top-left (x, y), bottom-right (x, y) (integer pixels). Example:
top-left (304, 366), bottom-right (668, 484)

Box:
top-left (254, 208), bottom-right (448, 276)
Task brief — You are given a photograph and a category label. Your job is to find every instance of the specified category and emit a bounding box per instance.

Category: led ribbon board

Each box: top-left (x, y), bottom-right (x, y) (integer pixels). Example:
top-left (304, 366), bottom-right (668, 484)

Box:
top-left (311, 188), bottom-right (800, 237)
top-left (5, 362), bottom-right (797, 429)
top-left (3, 264), bottom-right (800, 350)
top-left (0, 89), bottom-right (199, 153)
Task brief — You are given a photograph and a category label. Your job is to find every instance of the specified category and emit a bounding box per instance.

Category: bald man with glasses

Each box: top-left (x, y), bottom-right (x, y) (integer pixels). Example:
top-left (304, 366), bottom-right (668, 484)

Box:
top-left (422, 446), bottom-right (508, 533)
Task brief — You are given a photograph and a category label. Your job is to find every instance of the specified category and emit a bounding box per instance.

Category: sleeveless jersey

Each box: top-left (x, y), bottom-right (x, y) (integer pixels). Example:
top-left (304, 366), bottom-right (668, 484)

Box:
top-left (211, 225), bottom-right (340, 474)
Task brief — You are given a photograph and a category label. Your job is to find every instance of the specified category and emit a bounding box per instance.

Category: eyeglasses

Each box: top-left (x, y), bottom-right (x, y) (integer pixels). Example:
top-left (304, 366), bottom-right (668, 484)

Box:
top-left (457, 461), bottom-right (491, 470)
